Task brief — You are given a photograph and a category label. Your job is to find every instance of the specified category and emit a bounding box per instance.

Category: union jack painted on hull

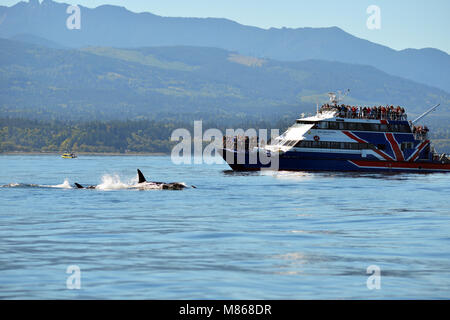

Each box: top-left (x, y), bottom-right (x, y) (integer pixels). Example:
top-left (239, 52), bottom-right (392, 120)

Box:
top-left (220, 104), bottom-right (450, 173)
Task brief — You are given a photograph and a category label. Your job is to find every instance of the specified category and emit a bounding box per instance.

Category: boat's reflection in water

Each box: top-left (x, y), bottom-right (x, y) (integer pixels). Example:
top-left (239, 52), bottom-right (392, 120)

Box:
top-left (262, 170), bottom-right (316, 182)
top-left (224, 169), bottom-right (418, 181)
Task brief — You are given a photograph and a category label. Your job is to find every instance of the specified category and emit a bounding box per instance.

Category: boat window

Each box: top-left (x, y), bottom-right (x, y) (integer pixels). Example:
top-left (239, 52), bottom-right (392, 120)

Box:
top-left (317, 122), bottom-right (329, 129)
top-left (305, 120), bottom-right (411, 133)
top-left (283, 140), bottom-right (295, 146)
top-left (330, 142), bottom-right (340, 149)
top-left (294, 121), bottom-right (318, 129)
top-left (398, 125), bottom-right (411, 133)
top-left (401, 142), bottom-right (414, 150)
top-left (355, 123), bottom-right (364, 131)
top-left (401, 142), bottom-right (406, 151)
top-left (359, 143), bottom-right (370, 150)
top-left (295, 141), bottom-right (307, 148)
top-left (377, 144), bottom-right (386, 150)
top-left (329, 122), bottom-right (339, 130)
top-left (294, 140), bottom-right (372, 150)
top-left (296, 120), bottom-right (317, 126)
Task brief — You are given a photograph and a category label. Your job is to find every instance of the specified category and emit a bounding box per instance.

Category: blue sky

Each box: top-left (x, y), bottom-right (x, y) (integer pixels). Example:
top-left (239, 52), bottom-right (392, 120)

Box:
top-left (2, 0), bottom-right (449, 53)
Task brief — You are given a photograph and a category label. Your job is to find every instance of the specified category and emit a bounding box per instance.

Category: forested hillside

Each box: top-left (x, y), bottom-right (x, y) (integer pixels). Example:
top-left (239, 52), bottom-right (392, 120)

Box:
top-left (1, 38), bottom-right (448, 123)
top-left (1, 118), bottom-right (449, 154)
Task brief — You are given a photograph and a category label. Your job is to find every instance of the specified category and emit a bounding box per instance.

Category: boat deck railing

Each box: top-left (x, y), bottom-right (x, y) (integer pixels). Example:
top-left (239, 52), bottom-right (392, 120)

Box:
top-left (319, 106), bottom-right (408, 121)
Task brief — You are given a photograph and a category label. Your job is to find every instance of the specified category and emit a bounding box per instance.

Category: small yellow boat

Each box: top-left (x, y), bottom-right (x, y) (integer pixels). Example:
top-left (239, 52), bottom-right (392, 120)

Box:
top-left (62, 152), bottom-right (77, 159)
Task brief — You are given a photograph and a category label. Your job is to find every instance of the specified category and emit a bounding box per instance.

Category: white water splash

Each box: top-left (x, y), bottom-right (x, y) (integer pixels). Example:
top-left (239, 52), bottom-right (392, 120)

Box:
top-left (96, 174), bottom-right (132, 190)
top-left (0, 182), bottom-right (20, 188)
top-left (44, 179), bottom-right (73, 189)
top-left (1, 174), bottom-right (187, 191)
top-left (95, 173), bottom-right (181, 190)
top-left (133, 182), bottom-right (164, 190)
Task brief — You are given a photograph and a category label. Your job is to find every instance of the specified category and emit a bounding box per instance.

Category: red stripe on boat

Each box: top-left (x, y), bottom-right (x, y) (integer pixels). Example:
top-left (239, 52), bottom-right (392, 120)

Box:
top-left (349, 160), bottom-right (450, 170)
top-left (342, 130), bottom-right (366, 144)
top-left (409, 140), bottom-right (429, 162)
top-left (342, 131), bottom-right (394, 161)
top-left (385, 133), bottom-right (404, 161)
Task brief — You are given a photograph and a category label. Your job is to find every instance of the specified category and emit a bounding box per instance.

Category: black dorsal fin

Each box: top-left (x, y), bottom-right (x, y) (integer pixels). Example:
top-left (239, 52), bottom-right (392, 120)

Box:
top-left (74, 183), bottom-right (84, 189)
top-left (137, 169), bottom-right (146, 183)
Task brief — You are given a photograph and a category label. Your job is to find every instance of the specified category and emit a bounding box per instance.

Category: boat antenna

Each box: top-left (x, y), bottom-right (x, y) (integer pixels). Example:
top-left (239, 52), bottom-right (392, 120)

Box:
top-left (339, 89), bottom-right (350, 103)
top-left (329, 89), bottom-right (350, 105)
top-left (412, 104), bottom-right (440, 124)
top-left (327, 92), bottom-right (337, 105)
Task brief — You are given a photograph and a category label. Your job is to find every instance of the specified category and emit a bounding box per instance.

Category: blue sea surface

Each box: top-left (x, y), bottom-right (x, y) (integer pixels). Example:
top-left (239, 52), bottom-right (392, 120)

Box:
top-left (0, 154), bottom-right (449, 299)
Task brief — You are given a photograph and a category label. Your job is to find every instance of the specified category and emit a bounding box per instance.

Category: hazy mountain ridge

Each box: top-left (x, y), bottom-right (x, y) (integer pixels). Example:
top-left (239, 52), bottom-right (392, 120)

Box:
top-left (0, 0), bottom-right (449, 92)
top-left (9, 33), bottom-right (67, 49)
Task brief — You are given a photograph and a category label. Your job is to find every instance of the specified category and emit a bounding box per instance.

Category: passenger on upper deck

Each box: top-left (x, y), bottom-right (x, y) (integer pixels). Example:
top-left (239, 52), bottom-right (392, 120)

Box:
top-left (319, 103), bottom-right (407, 121)
top-left (412, 125), bottom-right (429, 140)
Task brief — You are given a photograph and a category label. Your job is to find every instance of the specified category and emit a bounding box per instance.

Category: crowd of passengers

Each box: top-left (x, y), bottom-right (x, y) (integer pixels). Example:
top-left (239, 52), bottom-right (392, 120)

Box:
top-left (320, 104), bottom-right (407, 120)
top-left (412, 125), bottom-right (429, 139)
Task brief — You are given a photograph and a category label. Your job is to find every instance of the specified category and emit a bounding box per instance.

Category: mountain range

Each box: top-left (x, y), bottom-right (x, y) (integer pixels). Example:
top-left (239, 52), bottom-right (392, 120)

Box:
top-left (1, 0), bottom-right (449, 93)
top-left (0, 0), bottom-right (449, 128)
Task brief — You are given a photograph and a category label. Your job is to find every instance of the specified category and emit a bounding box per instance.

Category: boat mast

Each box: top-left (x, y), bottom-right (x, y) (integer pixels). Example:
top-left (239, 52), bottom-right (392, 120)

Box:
top-left (328, 89), bottom-right (350, 106)
top-left (412, 104), bottom-right (440, 124)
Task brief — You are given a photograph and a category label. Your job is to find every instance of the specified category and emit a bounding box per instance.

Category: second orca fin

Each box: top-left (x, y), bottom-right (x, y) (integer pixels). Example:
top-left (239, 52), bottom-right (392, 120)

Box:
top-left (137, 169), bottom-right (147, 183)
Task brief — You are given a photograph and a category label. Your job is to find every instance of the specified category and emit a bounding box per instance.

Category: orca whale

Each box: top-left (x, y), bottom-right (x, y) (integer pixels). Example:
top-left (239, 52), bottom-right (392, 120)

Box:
top-left (74, 169), bottom-right (193, 190)
top-left (135, 169), bottom-right (190, 190)
top-left (74, 182), bottom-right (96, 189)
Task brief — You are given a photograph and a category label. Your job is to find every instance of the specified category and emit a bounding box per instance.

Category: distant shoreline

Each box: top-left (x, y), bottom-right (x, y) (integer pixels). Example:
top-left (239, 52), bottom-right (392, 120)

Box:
top-left (0, 151), bottom-right (169, 156)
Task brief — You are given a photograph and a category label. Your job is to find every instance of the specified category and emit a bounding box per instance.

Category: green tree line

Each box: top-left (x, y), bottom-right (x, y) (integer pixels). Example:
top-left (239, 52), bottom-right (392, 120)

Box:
top-left (1, 118), bottom-right (449, 154)
top-left (0, 118), bottom-right (185, 153)
top-left (0, 117), bottom-right (290, 153)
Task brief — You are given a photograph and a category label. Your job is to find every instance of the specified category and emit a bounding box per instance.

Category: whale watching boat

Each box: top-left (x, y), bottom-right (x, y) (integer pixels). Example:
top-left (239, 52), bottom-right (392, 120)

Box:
top-left (220, 92), bottom-right (450, 172)
top-left (62, 152), bottom-right (77, 159)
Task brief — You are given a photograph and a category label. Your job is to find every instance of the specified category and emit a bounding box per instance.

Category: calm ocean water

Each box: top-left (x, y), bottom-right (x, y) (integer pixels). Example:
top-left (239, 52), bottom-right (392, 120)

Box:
top-left (0, 154), bottom-right (449, 299)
